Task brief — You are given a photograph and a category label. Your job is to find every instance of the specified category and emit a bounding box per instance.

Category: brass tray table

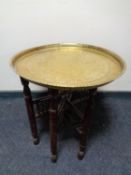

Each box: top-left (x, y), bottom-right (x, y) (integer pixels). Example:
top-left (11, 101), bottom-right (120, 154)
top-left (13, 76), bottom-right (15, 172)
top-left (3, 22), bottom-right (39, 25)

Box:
top-left (11, 43), bottom-right (125, 162)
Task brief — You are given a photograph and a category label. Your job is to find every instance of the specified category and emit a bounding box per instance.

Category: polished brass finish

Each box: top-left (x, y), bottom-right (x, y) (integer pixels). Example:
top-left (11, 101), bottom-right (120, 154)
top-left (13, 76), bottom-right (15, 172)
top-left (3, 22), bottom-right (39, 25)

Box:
top-left (11, 43), bottom-right (126, 90)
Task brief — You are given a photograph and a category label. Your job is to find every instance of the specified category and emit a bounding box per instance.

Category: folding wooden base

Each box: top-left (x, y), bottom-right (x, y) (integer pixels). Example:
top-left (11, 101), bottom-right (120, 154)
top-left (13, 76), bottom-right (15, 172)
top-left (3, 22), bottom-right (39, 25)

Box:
top-left (20, 77), bottom-right (97, 162)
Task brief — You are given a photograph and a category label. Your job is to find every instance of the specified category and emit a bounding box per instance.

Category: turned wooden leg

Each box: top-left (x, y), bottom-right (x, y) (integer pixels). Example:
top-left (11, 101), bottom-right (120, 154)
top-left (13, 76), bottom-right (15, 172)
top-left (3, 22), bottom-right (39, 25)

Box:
top-left (20, 77), bottom-right (39, 145)
top-left (49, 89), bottom-right (58, 163)
top-left (78, 88), bottom-right (97, 160)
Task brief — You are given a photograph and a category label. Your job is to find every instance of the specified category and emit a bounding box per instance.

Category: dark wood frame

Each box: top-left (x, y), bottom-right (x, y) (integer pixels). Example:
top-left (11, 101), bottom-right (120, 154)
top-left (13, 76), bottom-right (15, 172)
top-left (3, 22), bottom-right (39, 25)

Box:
top-left (20, 77), bottom-right (39, 144)
top-left (20, 77), bottom-right (97, 162)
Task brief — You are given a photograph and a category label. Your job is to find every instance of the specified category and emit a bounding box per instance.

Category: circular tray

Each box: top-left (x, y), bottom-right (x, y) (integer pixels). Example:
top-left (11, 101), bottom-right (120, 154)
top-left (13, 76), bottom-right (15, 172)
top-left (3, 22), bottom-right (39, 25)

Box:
top-left (11, 43), bottom-right (125, 90)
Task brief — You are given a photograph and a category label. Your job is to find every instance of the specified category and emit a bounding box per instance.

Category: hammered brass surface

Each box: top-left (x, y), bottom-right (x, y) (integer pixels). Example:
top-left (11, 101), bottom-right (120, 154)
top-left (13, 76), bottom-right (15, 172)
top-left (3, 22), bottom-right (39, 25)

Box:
top-left (11, 44), bottom-right (125, 89)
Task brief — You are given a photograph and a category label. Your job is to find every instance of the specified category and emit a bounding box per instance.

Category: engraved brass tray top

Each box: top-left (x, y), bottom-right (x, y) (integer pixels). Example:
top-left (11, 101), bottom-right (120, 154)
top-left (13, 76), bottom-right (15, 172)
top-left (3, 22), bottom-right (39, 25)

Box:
top-left (11, 43), bottom-right (126, 90)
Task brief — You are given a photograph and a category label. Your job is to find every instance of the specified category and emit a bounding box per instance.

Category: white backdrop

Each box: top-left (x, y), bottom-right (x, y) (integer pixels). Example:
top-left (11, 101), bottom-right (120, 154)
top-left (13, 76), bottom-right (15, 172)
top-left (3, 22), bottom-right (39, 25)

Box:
top-left (0, 0), bottom-right (131, 91)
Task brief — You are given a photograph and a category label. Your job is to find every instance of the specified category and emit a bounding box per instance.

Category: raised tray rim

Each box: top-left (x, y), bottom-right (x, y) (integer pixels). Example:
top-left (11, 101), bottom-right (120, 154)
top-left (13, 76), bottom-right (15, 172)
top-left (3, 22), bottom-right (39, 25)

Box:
top-left (11, 43), bottom-right (126, 90)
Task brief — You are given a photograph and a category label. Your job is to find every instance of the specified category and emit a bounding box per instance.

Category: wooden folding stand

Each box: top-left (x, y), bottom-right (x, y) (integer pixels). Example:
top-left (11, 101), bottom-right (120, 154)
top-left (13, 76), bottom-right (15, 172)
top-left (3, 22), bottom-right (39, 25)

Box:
top-left (20, 77), bottom-right (97, 162)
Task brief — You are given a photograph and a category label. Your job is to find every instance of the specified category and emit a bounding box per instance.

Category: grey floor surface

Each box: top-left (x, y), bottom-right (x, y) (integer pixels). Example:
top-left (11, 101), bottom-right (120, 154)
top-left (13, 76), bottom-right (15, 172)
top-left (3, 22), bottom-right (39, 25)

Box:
top-left (0, 92), bottom-right (131, 175)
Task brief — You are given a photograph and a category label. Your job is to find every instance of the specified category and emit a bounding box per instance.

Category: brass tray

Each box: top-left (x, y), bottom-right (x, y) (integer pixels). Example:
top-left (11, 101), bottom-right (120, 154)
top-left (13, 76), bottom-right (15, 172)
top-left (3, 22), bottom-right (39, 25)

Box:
top-left (11, 43), bottom-right (126, 90)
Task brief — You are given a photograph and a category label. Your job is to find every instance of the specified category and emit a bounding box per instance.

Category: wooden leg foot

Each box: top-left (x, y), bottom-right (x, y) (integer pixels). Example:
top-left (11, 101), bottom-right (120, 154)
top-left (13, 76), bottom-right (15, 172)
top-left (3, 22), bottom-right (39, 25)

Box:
top-left (77, 151), bottom-right (85, 160)
top-left (51, 154), bottom-right (57, 163)
top-left (33, 137), bottom-right (40, 145)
